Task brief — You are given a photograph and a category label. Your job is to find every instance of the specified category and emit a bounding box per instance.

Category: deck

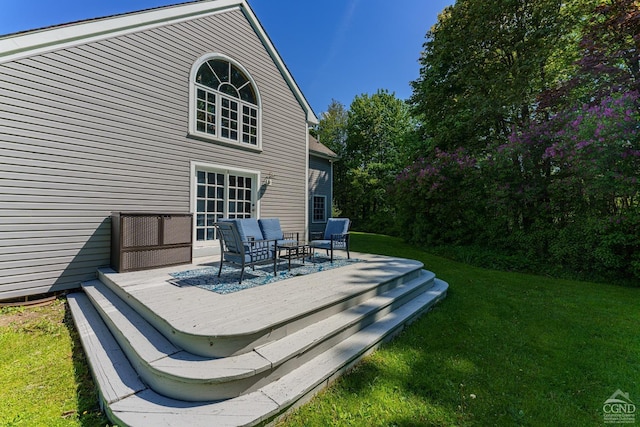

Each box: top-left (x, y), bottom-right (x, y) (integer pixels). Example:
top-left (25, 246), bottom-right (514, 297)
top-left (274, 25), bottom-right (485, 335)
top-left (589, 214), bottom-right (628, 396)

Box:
top-left (68, 251), bottom-right (448, 426)
top-left (100, 253), bottom-right (423, 349)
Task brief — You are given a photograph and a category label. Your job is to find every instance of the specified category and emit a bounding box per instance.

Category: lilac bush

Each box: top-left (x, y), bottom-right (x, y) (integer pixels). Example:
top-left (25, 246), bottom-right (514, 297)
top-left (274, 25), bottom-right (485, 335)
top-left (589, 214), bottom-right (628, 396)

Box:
top-left (494, 91), bottom-right (639, 279)
top-left (394, 147), bottom-right (483, 244)
top-left (394, 92), bottom-right (640, 281)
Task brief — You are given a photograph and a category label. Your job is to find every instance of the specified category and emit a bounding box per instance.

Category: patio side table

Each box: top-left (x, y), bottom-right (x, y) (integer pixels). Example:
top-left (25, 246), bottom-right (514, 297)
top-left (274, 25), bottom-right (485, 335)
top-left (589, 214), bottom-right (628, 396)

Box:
top-left (276, 242), bottom-right (311, 271)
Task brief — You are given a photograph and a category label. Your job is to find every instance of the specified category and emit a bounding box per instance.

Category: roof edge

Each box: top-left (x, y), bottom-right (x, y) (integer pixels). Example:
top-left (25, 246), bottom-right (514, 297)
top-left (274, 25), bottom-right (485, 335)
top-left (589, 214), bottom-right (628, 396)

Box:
top-left (0, 0), bottom-right (240, 63)
top-left (241, 3), bottom-right (318, 124)
top-left (310, 149), bottom-right (340, 161)
top-left (0, 0), bottom-right (318, 124)
top-left (309, 135), bottom-right (339, 160)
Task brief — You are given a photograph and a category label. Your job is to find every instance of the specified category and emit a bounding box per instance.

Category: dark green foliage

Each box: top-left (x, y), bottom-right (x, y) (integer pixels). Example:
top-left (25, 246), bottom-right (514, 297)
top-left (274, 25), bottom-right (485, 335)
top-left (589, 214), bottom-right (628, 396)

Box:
top-left (409, 0), bottom-right (592, 152)
top-left (549, 0), bottom-right (640, 107)
top-left (316, 0), bottom-right (638, 283)
top-left (316, 91), bottom-right (413, 230)
top-left (393, 0), bottom-right (640, 284)
top-left (315, 99), bottom-right (348, 158)
top-left (396, 92), bottom-right (640, 283)
top-left (393, 148), bottom-right (485, 245)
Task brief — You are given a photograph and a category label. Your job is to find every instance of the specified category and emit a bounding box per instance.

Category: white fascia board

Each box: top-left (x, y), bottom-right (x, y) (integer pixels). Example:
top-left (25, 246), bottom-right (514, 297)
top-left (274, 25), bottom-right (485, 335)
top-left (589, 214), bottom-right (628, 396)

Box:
top-left (310, 150), bottom-right (340, 161)
top-left (241, 4), bottom-right (319, 125)
top-left (0, 0), bottom-right (242, 64)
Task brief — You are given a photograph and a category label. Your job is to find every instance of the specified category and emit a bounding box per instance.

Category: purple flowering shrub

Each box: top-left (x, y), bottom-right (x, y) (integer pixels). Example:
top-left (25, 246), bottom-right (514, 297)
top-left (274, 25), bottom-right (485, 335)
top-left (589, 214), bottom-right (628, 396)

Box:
top-left (542, 93), bottom-right (639, 198)
top-left (393, 147), bottom-right (485, 245)
top-left (540, 93), bottom-right (640, 278)
top-left (394, 92), bottom-right (640, 281)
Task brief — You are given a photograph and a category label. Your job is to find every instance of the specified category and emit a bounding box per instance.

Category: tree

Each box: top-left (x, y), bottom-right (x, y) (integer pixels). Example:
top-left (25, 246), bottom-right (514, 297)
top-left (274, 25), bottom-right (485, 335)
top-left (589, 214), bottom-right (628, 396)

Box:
top-left (395, 0), bottom-right (640, 282)
top-left (579, 0), bottom-right (640, 95)
top-left (314, 99), bottom-right (348, 157)
top-left (315, 99), bottom-right (349, 219)
top-left (541, 0), bottom-right (640, 109)
top-left (393, 147), bottom-right (483, 245)
top-left (345, 90), bottom-right (412, 168)
top-left (341, 90), bottom-right (413, 229)
top-left (410, 0), bottom-right (593, 152)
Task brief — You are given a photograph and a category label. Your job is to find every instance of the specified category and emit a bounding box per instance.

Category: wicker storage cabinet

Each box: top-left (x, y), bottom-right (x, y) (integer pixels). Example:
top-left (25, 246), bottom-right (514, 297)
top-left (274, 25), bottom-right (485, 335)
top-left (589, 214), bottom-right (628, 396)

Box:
top-left (111, 212), bottom-right (193, 272)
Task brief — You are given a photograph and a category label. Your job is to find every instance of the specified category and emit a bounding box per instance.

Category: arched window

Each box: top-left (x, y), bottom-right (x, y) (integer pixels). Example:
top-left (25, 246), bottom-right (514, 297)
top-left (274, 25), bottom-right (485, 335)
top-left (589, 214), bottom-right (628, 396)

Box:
top-left (191, 55), bottom-right (260, 147)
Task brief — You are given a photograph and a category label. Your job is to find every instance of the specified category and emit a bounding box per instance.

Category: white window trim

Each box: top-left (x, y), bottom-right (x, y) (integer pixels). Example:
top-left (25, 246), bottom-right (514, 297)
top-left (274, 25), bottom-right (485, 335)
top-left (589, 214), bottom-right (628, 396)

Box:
top-left (190, 161), bottom-right (261, 248)
top-left (188, 53), bottom-right (263, 151)
top-left (312, 195), bottom-right (327, 224)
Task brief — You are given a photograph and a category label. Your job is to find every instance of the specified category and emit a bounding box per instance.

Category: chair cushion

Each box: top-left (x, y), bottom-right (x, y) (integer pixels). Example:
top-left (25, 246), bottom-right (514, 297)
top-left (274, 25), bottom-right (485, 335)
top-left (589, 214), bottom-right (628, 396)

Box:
top-left (276, 238), bottom-right (298, 246)
top-left (309, 239), bottom-right (346, 250)
top-left (226, 219), bottom-right (264, 243)
top-left (258, 218), bottom-right (284, 240)
top-left (309, 239), bottom-right (332, 249)
top-left (224, 248), bottom-right (273, 264)
top-left (223, 252), bottom-right (247, 264)
top-left (216, 222), bottom-right (243, 254)
top-left (324, 218), bottom-right (350, 240)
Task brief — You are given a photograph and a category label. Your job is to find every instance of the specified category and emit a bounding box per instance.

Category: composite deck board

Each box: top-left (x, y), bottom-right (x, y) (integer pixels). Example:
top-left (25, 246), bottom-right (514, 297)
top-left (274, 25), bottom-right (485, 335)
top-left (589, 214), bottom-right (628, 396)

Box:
top-left (253, 270), bottom-right (436, 364)
top-left (80, 275), bottom-right (448, 426)
top-left (100, 253), bottom-right (423, 338)
top-left (109, 389), bottom-right (279, 427)
top-left (83, 280), bottom-right (272, 383)
top-left (260, 280), bottom-right (450, 408)
top-left (67, 292), bottom-right (147, 404)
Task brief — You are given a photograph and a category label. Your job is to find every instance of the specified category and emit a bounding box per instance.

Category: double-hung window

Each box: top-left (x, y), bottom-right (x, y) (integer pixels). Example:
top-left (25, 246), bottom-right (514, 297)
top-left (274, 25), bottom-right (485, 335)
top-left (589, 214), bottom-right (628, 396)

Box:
top-left (312, 195), bottom-right (327, 223)
top-left (191, 55), bottom-right (260, 148)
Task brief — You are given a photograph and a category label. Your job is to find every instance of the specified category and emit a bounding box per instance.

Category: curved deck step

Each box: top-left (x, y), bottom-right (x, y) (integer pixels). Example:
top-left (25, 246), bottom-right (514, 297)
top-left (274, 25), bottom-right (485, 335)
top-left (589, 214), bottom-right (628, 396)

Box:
top-left (81, 269), bottom-right (436, 401)
top-left (68, 279), bottom-right (449, 426)
top-left (97, 254), bottom-right (425, 357)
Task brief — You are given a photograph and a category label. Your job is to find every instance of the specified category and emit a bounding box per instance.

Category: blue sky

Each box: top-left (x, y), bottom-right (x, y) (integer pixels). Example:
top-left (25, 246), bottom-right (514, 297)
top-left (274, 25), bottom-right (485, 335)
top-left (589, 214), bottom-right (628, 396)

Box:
top-left (0, 0), bottom-right (453, 116)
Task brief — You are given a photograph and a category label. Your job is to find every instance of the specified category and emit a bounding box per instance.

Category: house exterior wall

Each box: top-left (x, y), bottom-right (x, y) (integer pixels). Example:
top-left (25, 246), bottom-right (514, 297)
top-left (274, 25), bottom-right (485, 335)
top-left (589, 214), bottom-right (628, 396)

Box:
top-left (0, 8), bottom-right (309, 299)
top-left (308, 155), bottom-right (333, 237)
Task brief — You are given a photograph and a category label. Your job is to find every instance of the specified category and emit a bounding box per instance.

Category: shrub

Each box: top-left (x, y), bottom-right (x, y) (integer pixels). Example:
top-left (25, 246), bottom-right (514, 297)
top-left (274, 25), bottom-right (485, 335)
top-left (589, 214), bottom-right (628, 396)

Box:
top-left (395, 92), bottom-right (640, 283)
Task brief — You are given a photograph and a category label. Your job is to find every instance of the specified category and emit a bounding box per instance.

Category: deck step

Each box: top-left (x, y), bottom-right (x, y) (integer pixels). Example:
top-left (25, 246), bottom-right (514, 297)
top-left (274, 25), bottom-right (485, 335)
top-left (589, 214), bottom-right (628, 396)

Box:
top-left (79, 269), bottom-right (436, 401)
top-left (67, 293), bottom-right (147, 406)
top-left (68, 279), bottom-right (448, 426)
top-left (96, 256), bottom-right (425, 358)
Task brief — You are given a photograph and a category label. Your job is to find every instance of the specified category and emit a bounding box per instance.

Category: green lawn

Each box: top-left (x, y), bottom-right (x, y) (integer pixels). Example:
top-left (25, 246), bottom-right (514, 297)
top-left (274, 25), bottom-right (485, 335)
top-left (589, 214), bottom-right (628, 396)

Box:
top-left (277, 233), bottom-right (640, 426)
top-left (0, 299), bottom-right (110, 426)
top-left (1, 233), bottom-right (638, 426)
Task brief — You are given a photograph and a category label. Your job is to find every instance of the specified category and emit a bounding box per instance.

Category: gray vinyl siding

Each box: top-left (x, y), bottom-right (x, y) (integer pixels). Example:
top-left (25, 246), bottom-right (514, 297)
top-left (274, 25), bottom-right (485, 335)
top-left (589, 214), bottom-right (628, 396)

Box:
top-left (308, 155), bottom-right (333, 237)
top-left (0, 9), bottom-right (308, 299)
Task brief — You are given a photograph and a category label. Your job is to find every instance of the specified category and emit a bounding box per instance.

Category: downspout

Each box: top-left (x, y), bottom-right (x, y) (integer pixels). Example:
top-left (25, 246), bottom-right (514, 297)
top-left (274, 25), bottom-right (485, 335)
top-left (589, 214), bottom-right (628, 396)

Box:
top-left (305, 126), bottom-right (310, 240)
top-left (330, 159), bottom-right (334, 219)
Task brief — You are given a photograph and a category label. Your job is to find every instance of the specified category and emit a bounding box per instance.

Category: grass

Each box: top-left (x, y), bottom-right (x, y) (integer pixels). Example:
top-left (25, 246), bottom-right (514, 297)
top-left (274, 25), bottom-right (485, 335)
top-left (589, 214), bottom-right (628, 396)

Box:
top-left (276, 233), bottom-right (640, 426)
top-left (1, 233), bottom-right (638, 426)
top-left (0, 299), bottom-right (111, 426)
